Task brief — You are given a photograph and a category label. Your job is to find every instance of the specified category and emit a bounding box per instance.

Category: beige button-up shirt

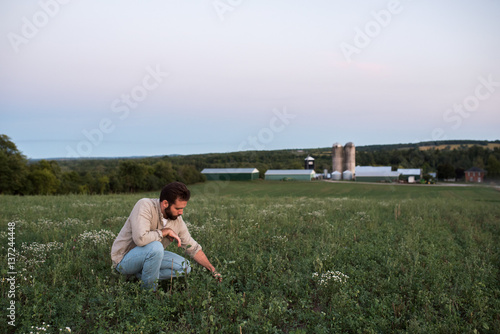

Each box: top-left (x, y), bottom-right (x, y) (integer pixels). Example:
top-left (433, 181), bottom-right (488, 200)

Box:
top-left (110, 198), bottom-right (202, 268)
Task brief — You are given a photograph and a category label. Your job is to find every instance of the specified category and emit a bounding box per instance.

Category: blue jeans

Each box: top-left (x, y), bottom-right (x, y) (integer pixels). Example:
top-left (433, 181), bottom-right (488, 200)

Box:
top-left (116, 241), bottom-right (191, 290)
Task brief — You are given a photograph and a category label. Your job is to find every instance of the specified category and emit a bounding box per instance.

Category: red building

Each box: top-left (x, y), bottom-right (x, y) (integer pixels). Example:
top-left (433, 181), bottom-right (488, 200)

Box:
top-left (465, 167), bottom-right (486, 183)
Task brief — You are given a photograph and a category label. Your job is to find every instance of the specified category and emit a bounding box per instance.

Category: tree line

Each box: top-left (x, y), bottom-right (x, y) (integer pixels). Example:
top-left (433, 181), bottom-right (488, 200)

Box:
top-left (0, 135), bottom-right (205, 195)
top-left (1, 134), bottom-right (500, 195)
top-left (170, 143), bottom-right (500, 181)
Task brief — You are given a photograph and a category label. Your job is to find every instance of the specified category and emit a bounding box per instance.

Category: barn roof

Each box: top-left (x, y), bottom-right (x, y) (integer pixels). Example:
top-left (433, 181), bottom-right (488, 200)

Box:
top-left (356, 171), bottom-right (400, 177)
top-left (201, 168), bottom-right (259, 174)
top-left (397, 168), bottom-right (422, 175)
top-left (355, 166), bottom-right (400, 177)
top-left (466, 167), bottom-right (486, 172)
top-left (264, 169), bottom-right (316, 175)
top-left (355, 166), bottom-right (392, 173)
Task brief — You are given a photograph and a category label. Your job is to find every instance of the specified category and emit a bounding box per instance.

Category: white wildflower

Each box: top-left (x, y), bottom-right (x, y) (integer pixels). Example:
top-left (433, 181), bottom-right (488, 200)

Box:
top-left (17, 218), bottom-right (92, 229)
top-left (271, 235), bottom-right (289, 245)
top-left (312, 270), bottom-right (349, 286)
top-left (78, 230), bottom-right (116, 246)
top-left (71, 202), bottom-right (97, 208)
top-left (307, 210), bottom-right (325, 217)
top-left (103, 216), bottom-right (128, 225)
top-left (17, 241), bottom-right (64, 267)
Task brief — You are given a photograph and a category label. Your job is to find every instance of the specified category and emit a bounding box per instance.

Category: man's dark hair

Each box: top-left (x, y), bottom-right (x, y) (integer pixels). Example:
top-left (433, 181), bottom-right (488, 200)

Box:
top-left (160, 182), bottom-right (191, 204)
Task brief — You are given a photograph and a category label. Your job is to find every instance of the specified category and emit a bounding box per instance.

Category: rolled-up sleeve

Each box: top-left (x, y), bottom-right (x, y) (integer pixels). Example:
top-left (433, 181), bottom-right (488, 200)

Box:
top-left (176, 218), bottom-right (202, 258)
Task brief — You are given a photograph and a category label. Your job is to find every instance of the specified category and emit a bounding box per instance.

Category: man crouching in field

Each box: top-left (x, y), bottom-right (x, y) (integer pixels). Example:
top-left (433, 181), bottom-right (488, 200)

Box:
top-left (111, 182), bottom-right (221, 290)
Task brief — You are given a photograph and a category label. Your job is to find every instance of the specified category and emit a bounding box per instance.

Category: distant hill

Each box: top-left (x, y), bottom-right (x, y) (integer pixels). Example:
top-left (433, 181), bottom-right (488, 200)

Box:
top-left (31, 139), bottom-right (499, 162)
top-left (300, 139), bottom-right (500, 153)
top-left (18, 138), bottom-right (500, 195)
top-left (356, 140), bottom-right (500, 152)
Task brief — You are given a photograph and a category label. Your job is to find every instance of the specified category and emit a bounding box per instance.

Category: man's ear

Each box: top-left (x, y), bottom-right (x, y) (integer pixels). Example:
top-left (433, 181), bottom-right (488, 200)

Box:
top-left (162, 200), bottom-right (169, 208)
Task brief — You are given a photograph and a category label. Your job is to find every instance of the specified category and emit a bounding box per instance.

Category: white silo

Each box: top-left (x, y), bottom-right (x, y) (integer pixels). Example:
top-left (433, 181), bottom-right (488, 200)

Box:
top-left (332, 143), bottom-right (344, 173)
top-left (342, 170), bottom-right (353, 181)
top-left (343, 142), bottom-right (356, 174)
top-left (331, 171), bottom-right (341, 180)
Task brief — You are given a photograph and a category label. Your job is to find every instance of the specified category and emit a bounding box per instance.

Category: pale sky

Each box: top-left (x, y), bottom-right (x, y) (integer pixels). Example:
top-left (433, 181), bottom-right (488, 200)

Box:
top-left (1, 0), bottom-right (499, 159)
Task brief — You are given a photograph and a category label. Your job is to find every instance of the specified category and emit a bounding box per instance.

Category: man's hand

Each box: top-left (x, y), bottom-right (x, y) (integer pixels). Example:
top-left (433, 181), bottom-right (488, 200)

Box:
top-left (162, 228), bottom-right (181, 247)
top-left (193, 250), bottom-right (221, 282)
top-left (212, 271), bottom-right (222, 282)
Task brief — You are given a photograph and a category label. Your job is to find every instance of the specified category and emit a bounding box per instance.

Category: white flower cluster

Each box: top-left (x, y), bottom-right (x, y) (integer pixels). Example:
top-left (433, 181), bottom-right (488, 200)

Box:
top-left (17, 218), bottom-right (92, 229)
top-left (71, 202), bottom-right (97, 208)
top-left (77, 229), bottom-right (116, 246)
top-left (18, 268), bottom-right (34, 283)
top-left (103, 216), bottom-right (128, 225)
top-left (18, 241), bottom-right (65, 267)
top-left (272, 235), bottom-right (289, 244)
top-left (209, 217), bottom-right (223, 224)
top-left (270, 203), bottom-right (294, 209)
top-left (260, 209), bottom-right (271, 216)
top-left (307, 210), bottom-right (326, 217)
top-left (348, 211), bottom-right (371, 223)
top-left (184, 221), bottom-right (206, 233)
top-left (30, 323), bottom-right (71, 333)
top-left (312, 270), bottom-right (349, 286)
top-left (327, 197), bottom-right (349, 202)
top-left (30, 205), bottom-right (49, 211)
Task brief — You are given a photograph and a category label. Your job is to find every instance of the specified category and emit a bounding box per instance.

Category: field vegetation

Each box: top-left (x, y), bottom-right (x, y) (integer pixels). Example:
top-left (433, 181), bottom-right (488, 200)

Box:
top-left (1, 181), bottom-right (499, 333)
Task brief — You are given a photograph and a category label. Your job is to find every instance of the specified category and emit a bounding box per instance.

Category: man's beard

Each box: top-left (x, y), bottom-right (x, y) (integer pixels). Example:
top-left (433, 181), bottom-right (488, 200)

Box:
top-left (164, 205), bottom-right (179, 220)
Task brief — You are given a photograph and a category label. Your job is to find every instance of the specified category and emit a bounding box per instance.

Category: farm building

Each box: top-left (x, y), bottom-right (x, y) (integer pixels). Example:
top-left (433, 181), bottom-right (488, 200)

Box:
top-left (264, 169), bottom-right (316, 181)
top-left (397, 168), bottom-right (422, 183)
top-left (355, 166), bottom-right (400, 183)
top-left (342, 170), bottom-right (353, 181)
top-left (465, 167), bottom-right (486, 183)
top-left (201, 168), bottom-right (259, 181)
top-left (331, 171), bottom-right (341, 180)
top-left (304, 156), bottom-right (315, 170)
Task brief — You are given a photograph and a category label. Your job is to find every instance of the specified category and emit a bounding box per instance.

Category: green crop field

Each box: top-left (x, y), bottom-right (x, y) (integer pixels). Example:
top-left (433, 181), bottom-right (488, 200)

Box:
top-left (1, 181), bottom-right (499, 333)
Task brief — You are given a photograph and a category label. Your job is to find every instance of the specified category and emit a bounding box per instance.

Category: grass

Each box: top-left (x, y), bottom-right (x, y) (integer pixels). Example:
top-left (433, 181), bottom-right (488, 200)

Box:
top-left (191, 179), bottom-right (500, 201)
top-left (1, 181), bottom-right (499, 333)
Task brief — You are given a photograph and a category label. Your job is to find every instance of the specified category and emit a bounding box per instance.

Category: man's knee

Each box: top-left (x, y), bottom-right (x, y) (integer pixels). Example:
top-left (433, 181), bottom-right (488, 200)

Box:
top-left (146, 241), bottom-right (164, 259)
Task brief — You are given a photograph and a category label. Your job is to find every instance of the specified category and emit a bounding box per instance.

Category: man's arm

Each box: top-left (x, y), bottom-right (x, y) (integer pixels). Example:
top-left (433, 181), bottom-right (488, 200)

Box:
top-left (193, 250), bottom-right (222, 281)
top-left (163, 228), bottom-right (220, 281)
top-left (162, 228), bottom-right (181, 247)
